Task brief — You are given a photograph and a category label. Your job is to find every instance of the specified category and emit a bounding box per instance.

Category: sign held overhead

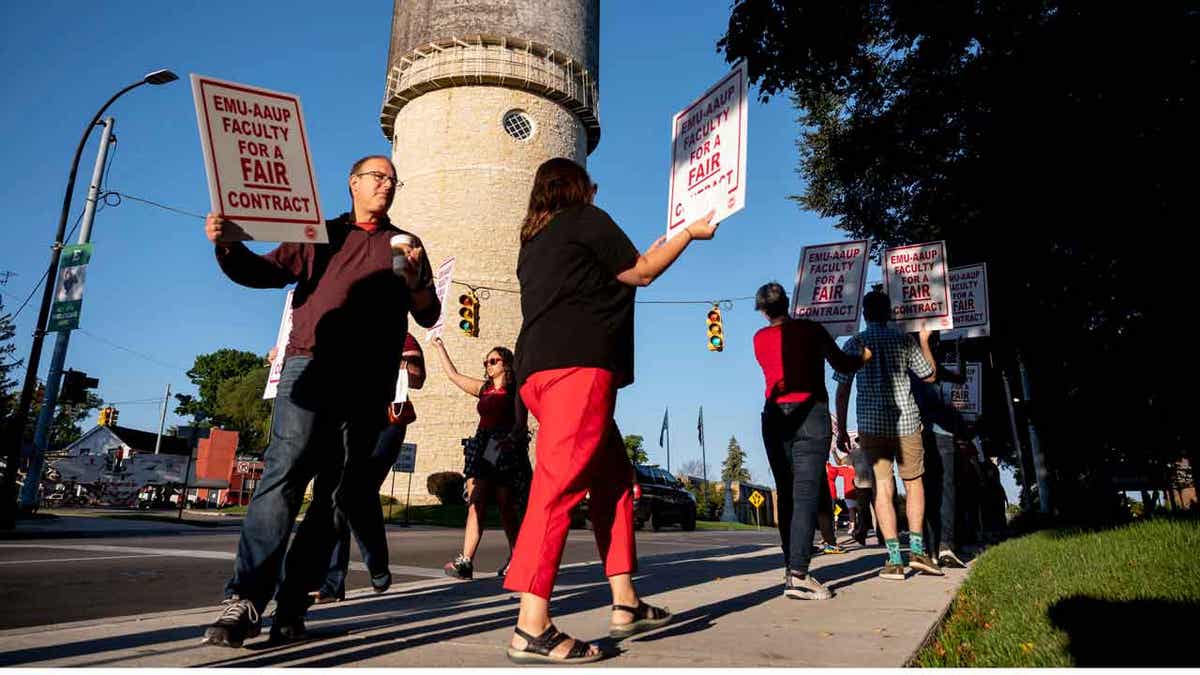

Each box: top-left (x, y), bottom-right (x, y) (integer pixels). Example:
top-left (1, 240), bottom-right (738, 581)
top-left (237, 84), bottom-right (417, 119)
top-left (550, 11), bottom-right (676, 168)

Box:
top-left (191, 74), bottom-right (325, 243)
top-left (942, 263), bottom-right (991, 339)
top-left (790, 239), bottom-right (871, 337)
top-left (881, 241), bottom-right (953, 332)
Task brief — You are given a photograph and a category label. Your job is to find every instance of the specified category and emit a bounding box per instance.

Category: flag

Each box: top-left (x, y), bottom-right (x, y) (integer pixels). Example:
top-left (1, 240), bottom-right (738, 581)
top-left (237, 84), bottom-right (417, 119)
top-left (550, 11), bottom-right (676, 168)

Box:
top-left (697, 405), bottom-right (705, 446)
top-left (658, 408), bottom-right (669, 447)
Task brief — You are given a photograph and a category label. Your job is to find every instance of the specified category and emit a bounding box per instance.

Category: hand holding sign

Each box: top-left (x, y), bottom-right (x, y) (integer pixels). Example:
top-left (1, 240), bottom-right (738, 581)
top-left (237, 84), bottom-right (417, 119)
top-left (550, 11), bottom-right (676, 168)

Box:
top-left (685, 210), bottom-right (719, 240)
top-left (205, 212), bottom-right (249, 245)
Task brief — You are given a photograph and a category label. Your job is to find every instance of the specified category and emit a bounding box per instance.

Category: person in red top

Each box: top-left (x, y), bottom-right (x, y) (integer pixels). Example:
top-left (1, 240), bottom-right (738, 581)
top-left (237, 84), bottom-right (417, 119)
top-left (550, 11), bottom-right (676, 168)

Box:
top-left (431, 338), bottom-right (530, 581)
top-left (753, 282), bottom-right (869, 601)
top-left (503, 158), bottom-right (717, 664)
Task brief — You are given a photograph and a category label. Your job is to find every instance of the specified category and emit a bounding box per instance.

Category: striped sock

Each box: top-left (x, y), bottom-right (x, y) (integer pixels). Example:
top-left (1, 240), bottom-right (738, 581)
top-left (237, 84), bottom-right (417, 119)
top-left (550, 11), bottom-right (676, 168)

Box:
top-left (910, 532), bottom-right (926, 557)
top-left (885, 539), bottom-right (903, 565)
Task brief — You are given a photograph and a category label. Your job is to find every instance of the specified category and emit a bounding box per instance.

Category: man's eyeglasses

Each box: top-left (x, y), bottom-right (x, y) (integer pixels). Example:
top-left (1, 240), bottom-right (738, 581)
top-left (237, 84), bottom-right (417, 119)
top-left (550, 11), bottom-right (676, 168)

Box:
top-left (354, 171), bottom-right (403, 188)
top-left (484, 358), bottom-right (504, 367)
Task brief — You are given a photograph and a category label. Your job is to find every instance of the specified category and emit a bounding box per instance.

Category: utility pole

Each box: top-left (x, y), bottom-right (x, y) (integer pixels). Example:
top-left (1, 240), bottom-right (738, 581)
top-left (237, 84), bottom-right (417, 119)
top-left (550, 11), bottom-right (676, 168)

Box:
top-left (154, 383), bottom-right (171, 454)
top-left (1017, 354), bottom-right (1051, 514)
top-left (19, 118), bottom-right (116, 511)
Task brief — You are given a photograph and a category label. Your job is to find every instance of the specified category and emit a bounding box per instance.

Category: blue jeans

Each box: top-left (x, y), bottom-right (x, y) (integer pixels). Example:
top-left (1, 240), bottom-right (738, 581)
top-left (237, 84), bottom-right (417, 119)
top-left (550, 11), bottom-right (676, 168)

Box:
top-left (319, 422), bottom-right (408, 599)
top-left (922, 430), bottom-right (957, 554)
top-left (223, 356), bottom-right (387, 615)
top-left (762, 399), bottom-right (832, 575)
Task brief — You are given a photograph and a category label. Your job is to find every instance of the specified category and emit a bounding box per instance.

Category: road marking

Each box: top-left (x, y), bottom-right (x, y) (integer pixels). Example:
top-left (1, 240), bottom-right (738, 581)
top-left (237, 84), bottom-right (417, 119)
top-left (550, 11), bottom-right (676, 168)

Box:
top-left (0, 554), bottom-right (170, 565)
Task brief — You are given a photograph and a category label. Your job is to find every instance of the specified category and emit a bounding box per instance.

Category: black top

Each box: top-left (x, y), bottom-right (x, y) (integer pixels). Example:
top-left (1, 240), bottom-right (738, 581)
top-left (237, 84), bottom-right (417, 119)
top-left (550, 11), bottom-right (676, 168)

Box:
top-left (515, 204), bottom-right (640, 388)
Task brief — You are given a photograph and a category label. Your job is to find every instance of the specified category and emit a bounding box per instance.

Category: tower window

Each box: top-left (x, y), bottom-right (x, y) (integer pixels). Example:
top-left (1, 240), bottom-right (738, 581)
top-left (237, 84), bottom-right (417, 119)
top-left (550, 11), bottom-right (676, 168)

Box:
top-left (502, 110), bottom-right (535, 141)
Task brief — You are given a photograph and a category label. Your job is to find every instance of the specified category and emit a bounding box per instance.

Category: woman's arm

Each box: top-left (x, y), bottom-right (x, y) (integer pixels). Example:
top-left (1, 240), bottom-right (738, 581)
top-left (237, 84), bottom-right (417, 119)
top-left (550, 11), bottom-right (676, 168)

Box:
top-left (430, 337), bottom-right (485, 397)
top-left (615, 211), bottom-right (717, 287)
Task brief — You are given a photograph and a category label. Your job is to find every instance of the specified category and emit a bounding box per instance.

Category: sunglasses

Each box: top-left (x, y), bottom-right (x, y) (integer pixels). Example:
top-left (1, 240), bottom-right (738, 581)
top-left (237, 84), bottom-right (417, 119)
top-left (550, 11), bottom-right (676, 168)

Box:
top-left (484, 357), bottom-right (504, 367)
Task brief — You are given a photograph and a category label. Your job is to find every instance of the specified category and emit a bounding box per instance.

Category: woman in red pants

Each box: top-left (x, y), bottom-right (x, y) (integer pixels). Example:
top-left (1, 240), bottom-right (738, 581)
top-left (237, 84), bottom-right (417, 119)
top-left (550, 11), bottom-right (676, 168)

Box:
top-left (503, 157), bottom-right (717, 664)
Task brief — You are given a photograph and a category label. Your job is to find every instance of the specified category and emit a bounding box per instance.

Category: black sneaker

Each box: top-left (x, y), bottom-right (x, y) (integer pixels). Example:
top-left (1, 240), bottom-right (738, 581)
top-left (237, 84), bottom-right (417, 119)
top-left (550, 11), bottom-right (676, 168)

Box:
top-left (444, 554), bottom-right (473, 580)
top-left (202, 599), bottom-right (261, 648)
top-left (371, 571), bottom-right (392, 594)
top-left (269, 613), bottom-right (308, 643)
top-left (938, 549), bottom-right (967, 569)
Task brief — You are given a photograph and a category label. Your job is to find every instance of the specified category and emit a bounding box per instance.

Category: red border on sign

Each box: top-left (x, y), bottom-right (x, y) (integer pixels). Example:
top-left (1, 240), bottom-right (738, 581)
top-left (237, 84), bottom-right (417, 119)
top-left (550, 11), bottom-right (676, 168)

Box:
top-left (791, 239), bottom-right (870, 324)
top-left (948, 263), bottom-right (989, 328)
top-left (198, 78), bottom-right (322, 226)
top-left (668, 64), bottom-right (745, 228)
top-left (881, 242), bottom-right (952, 320)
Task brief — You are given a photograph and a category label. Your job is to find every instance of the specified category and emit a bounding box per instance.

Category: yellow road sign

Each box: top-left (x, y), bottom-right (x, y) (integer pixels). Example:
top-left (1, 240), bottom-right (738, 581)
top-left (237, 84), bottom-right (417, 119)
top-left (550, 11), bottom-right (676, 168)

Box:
top-left (749, 490), bottom-right (764, 509)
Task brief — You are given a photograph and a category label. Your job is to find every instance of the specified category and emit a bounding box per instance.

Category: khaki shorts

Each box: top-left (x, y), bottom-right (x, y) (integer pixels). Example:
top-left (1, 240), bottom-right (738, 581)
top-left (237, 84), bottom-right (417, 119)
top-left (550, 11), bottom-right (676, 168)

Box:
top-left (859, 428), bottom-right (925, 482)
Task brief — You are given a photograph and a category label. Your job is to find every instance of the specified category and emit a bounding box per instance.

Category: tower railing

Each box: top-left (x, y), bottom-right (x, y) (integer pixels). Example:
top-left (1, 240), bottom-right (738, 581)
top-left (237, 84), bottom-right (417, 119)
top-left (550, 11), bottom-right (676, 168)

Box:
top-left (380, 34), bottom-right (601, 152)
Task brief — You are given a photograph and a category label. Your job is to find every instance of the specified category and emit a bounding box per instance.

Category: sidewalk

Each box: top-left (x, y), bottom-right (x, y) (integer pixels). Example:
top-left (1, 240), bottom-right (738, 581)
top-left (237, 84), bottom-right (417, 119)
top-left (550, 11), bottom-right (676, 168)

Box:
top-left (1, 510), bottom-right (244, 540)
top-left (0, 537), bottom-right (967, 667)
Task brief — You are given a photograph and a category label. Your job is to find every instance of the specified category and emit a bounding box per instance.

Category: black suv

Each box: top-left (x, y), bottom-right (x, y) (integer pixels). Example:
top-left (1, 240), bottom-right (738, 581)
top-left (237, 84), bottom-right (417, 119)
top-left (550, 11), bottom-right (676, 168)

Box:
top-left (571, 463), bottom-right (697, 532)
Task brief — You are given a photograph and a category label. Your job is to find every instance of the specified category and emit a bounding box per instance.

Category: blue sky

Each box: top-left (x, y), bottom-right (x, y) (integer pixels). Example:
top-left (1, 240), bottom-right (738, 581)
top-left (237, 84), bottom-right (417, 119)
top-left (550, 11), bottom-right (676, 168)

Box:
top-left (0, 1), bottom-right (1016, 500)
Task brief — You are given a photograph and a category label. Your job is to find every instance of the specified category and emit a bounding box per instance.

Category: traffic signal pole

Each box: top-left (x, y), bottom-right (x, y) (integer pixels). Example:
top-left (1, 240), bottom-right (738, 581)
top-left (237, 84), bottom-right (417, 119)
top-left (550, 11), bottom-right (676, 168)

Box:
top-left (17, 118), bottom-right (116, 511)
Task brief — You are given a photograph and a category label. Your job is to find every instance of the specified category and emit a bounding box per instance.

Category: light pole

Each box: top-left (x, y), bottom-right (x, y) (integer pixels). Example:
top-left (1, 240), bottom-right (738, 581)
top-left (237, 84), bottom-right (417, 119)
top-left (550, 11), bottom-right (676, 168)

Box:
top-left (1, 69), bottom-right (178, 529)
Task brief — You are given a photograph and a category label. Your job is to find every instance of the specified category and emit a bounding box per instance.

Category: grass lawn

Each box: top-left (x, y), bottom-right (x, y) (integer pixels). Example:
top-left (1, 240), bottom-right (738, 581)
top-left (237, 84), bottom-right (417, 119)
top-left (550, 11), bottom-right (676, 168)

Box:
top-left (695, 520), bottom-right (763, 532)
top-left (914, 515), bottom-right (1200, 667)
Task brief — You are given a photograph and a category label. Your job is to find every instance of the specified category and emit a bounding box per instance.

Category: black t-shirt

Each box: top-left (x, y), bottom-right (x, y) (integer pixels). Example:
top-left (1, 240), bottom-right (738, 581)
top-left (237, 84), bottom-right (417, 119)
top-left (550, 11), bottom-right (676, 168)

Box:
top-left (515, 204), bottom-right (640, 388)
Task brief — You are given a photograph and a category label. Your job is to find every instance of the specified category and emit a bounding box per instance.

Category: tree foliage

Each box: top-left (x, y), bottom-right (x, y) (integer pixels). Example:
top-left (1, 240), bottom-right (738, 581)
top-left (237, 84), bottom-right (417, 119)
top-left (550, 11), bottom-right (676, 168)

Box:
top-left (175, 349), bottom-right (265, 426)
top-left (624, 434), bottom-right (649, 464)
top-left (0, 298), bottom-right (20, 429)
top-left (720, 1), bottom-right (1196, 517)
top-left (722, 435), bottom-right (752, 483)
top-left (215, 366), bottom-right (272, 454)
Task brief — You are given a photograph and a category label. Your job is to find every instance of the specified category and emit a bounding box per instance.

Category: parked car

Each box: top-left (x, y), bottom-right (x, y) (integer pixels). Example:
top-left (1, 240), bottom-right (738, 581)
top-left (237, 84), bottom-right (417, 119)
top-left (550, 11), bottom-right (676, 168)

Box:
top-left (570, 463), bottom-right (697, 532)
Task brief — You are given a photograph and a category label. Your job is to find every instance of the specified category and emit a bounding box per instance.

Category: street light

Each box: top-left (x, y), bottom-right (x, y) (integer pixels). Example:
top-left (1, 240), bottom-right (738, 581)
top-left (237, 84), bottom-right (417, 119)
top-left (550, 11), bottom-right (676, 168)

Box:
top-left (0, 69), bottom-right (178, 529)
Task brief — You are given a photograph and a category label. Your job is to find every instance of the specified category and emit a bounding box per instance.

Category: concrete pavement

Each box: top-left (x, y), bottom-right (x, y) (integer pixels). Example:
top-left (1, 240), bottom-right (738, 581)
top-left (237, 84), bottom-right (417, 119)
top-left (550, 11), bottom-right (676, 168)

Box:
top-left (0, 526), bottom-right (967, 667)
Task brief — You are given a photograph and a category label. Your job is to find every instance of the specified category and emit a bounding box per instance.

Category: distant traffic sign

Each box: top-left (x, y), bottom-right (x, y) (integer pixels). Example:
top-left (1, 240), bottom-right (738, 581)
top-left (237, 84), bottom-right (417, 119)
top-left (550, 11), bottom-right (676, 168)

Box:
top-left (748, 490), bottom-right (764, 509)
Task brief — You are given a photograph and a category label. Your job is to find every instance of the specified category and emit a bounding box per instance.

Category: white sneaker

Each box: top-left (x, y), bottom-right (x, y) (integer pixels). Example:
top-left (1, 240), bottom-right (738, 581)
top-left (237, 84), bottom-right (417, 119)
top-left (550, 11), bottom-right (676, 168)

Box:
top-left (784, 572), bottom-right (833, 600)
top-left (938, 549), bottom-right (967, 569)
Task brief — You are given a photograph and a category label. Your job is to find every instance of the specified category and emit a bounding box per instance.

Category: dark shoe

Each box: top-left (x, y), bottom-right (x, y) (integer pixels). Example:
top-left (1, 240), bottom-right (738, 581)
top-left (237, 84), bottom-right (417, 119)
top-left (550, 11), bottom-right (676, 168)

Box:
top-left (444, 554), bottom-right (473, 580)
top-left (609, 599), bottom-right (672, 639)
top-left (821, 543), bottom-right (847, 555)
top-left (497, 555), bottom-right (511, 578)
top-left (910, 553), bottom-right (945, 576)
top-left (309, 590), bottom-right (342, 605)
top-left (506, 624), bottom-right (603, 664)
top-left (879, 563), bottom-right (907, 580)
top-left (371, 571), bottom-right (392, 594)
top-left (852, 531), bottom-right (868, 547)
top-left (784, 571), bottom-right (833, 600)
top-left (269, 613), bottom-right (307, 643)
top-left (202, 599), bottom-right (261, 648)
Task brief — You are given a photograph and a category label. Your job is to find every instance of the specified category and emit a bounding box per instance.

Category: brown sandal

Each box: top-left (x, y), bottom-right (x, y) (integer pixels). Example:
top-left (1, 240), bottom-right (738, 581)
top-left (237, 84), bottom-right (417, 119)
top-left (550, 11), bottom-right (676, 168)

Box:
top-left (609, 600), bottom-right (671, 639)
top-left (506, 624), bottom-right (603, 664)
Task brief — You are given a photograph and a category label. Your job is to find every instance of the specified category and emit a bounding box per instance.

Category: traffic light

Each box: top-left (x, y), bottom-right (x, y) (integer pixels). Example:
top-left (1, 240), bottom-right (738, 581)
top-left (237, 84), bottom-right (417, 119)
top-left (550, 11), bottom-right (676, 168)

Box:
top-left (458, 290), bottom-right (479, 337)
top-left (60, 369), bottom-right (99, 405)
top-left (706, 304), bottom-right (724, 352)
top-left (98, 407), bottom-right (112, 426)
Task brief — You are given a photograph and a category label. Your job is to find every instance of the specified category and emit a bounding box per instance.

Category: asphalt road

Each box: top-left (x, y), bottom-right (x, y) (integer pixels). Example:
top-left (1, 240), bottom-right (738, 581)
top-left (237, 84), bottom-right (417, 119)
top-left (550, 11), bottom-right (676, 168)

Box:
top-left (0, 515), bottom-right (778, 630)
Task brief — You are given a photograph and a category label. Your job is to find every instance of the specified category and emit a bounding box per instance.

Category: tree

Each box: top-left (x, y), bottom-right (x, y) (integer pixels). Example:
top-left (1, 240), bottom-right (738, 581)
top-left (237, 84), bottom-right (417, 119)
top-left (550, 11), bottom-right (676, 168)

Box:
top-left (721, 435), bottom-right (751, 483)
top-left (0, 298), bottom-right (20, 428)
top-left (176, 349), bottom-right (265, 426)
top-left (624, 434), bottom-right (649, 464)
top-left (677, 458), bottom-right (709, 481)
top-left (720, 1), bottom-right (1196, 518)
top-left (215, 366), bottom-right (272, 454)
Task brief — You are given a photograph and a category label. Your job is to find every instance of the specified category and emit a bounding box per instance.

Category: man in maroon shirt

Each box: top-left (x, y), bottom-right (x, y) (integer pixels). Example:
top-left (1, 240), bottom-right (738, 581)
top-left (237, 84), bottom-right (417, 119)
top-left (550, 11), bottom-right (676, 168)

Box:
top-left (201, 156), bottom-right (440, 648)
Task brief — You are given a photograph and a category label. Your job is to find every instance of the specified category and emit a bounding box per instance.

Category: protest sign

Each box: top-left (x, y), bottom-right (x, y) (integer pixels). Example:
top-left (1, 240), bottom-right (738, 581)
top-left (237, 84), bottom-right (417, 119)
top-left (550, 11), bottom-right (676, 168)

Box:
top-left (941, 362), bottom-right (983, 418)
top-left (425, 256), bottom-right (456, 341)
top-left (262, 289), bottom-right (295, 400)
top-left (942, 263), bottom-right (990, 339)
top-left (191, 74), bottom-right (325, 243)
top-left (666, 62), bottom-right (748, 240)
top-left (881, 241), bottom-right (953, 332)
top-left (790, 239), bottom-right (871, 336)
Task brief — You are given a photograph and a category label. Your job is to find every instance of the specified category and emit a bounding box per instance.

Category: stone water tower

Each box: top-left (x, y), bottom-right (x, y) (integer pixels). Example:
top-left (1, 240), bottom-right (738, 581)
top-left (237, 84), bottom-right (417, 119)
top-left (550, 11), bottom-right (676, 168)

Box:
top-left (380, 1), bottom-right (600, 503)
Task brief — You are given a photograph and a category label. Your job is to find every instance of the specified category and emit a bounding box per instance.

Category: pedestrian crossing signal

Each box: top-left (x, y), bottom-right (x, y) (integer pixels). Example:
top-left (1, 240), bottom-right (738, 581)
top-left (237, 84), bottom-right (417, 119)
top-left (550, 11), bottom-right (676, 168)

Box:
top-left (706, 305), bottom-right (724, 352)
top-left (458, 291), bottom-right (479, 337)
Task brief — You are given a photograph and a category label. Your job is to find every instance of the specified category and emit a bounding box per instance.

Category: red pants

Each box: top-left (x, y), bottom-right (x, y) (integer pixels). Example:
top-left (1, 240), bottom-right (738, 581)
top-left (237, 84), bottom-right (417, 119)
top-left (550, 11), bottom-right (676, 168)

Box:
top-left (502, 367), bottom-right (637, 599)
top-left (826, 463), bottom-right (856, 501)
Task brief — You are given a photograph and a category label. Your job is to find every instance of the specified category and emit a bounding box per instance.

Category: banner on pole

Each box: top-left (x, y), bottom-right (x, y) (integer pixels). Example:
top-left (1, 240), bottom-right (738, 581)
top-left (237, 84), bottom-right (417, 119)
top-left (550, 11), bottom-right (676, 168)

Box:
top-left (191, 74), bottom-right (325, 243)
top-left (666, 62), bottom-right (749, 241)
top-left (881, 241), bottom-right (954, 332)
top-left (262, 289), bottom-right (295, 400)
top-left (425, 256), bottom-right (456, 342)
top-left (790, 239), bottom-right (871, 337)
top-left (48, 243), bottom-right (94, 332)
top-left (942, 263), bottom-right (990, 339)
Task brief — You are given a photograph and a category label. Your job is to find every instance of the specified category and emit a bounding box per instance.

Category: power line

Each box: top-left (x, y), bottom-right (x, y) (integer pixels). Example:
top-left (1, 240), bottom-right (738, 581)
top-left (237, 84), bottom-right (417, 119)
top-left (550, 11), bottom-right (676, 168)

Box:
top-left (75, 329), bottom-right (190, 372)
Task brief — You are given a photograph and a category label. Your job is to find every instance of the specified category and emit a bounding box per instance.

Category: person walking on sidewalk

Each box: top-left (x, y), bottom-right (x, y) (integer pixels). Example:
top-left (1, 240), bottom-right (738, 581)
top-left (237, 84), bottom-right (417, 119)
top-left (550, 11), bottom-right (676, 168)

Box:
top-left (201, 155), bottom-right (441, 648)
top-left (313, 333), bottom-right (427, 603)
top-left (834, 290), bottom-right (943, 580)
top-left (503, 158), bottom-right (717, 663)
top-left (752, 282), bottom-right (868, 601)
top-left (431, 338), bottom-right (530, 581)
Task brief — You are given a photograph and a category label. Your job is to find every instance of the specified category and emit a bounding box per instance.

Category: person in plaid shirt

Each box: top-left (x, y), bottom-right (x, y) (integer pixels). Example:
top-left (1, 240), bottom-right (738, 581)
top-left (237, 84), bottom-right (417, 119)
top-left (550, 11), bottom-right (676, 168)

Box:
top-left (834, 290), bottom-right (943, 579)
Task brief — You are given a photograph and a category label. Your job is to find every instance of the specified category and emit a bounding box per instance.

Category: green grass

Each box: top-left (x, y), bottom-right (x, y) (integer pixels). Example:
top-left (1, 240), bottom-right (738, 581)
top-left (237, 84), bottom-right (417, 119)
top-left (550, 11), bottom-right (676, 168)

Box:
top-left (695, 520), bottom-right (763, 531)
top-left (913, 516), bottom-right (1200, 667)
